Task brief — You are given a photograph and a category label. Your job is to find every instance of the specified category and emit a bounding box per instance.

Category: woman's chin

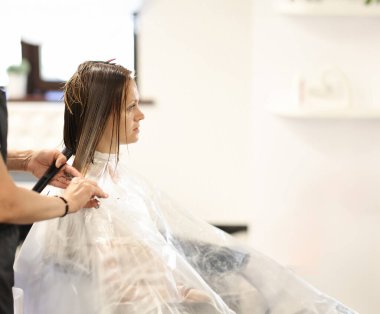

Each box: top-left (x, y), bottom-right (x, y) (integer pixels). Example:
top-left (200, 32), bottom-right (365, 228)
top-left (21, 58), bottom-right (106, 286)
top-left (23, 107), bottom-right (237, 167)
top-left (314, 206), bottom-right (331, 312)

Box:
top-left (125, 137), bottom-right (139, 144)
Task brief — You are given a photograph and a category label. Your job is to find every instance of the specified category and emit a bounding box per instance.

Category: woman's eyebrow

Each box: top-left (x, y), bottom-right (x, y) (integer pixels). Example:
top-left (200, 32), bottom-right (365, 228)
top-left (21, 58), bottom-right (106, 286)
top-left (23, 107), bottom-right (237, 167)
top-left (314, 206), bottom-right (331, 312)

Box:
top-left (128, 99), bottom-right (139, 105)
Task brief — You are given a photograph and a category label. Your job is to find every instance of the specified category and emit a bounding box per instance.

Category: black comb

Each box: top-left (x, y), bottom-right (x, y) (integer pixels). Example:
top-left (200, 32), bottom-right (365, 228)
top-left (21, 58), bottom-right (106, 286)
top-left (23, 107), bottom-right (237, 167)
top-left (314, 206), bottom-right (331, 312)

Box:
top-left (32, 147), bottom-right (73, 193)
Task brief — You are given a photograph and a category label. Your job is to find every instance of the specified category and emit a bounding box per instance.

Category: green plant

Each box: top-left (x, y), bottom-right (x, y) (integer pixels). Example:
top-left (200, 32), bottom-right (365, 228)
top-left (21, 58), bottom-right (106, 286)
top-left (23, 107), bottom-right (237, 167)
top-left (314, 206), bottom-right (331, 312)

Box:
top-left (365, 0), bottom-right (380, 4)
top-left (6, 59), bottom-right (31, 75)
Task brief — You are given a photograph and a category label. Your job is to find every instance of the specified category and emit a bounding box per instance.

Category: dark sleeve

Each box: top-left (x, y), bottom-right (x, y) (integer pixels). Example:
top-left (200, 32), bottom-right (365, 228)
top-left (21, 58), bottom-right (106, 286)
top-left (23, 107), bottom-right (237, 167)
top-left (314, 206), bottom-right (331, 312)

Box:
top-left (0, 88), bottom-right (7, 163)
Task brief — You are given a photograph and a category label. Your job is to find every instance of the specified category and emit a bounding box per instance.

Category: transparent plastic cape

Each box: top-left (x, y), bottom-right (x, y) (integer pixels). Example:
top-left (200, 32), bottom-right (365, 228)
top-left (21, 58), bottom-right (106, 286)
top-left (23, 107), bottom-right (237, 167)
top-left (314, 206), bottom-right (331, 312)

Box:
top-left (14, 152), bottom-right (356, 314)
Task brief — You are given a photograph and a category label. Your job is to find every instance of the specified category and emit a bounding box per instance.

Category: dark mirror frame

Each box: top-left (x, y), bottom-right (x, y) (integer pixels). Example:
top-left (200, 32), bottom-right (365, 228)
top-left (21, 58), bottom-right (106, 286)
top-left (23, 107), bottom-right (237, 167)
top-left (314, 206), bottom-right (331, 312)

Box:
top-left (21, 40), bottom-right (64, 95)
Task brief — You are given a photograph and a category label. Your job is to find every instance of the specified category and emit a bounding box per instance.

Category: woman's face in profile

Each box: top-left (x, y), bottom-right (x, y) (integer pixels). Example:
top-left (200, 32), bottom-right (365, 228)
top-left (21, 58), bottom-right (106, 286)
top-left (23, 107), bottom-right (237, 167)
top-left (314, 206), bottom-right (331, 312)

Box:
top-left (121, 80), bottom-right (144, 144)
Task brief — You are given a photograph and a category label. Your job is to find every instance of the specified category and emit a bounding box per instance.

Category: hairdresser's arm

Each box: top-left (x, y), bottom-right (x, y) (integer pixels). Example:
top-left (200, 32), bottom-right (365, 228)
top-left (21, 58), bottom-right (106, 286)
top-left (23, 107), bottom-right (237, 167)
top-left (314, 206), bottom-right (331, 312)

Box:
top-left (7, 149), bottom-right (81, 188)
top-left (0, 157), bottom-right (108, 224)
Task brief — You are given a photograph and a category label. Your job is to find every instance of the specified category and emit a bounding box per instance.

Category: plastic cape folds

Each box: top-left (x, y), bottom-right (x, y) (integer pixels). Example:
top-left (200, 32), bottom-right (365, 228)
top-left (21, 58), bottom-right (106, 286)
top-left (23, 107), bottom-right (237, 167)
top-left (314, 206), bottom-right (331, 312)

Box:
top-left (14, 152), bottom-right (357, 314)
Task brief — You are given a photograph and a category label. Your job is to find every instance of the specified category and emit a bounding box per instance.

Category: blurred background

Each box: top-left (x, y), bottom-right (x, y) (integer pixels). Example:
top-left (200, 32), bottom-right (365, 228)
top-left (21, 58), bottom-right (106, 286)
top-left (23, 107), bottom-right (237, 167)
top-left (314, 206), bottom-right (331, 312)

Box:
top-left (1, 0), bottom-right (380, 312)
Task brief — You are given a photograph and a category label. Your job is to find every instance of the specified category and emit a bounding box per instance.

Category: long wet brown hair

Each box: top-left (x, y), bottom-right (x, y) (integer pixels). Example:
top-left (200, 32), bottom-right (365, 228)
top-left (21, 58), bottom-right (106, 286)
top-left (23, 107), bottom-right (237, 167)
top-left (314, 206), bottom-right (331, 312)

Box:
top-left (63, 61), bottom-right (133, 174)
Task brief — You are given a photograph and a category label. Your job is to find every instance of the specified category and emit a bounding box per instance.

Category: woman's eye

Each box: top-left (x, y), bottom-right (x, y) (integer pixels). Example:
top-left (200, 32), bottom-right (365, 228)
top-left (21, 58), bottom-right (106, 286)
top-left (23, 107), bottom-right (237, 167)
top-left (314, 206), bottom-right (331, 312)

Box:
top-left (127, 104), bottom-right (136, 111)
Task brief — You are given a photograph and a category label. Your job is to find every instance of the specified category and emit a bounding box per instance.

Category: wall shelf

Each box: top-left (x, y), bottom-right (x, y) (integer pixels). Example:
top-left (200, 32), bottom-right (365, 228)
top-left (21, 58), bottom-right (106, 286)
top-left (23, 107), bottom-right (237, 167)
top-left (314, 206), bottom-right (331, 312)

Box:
top-left (275, 1), bottom-right (380, 16)
top-left (270, 106), bottom-right (380, 119)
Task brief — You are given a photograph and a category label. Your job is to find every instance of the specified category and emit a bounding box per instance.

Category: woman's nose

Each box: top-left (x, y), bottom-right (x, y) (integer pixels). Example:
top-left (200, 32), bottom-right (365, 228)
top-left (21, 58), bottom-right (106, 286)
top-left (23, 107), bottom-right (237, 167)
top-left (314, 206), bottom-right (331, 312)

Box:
top-left (136, 107), bottom-right (144, 121)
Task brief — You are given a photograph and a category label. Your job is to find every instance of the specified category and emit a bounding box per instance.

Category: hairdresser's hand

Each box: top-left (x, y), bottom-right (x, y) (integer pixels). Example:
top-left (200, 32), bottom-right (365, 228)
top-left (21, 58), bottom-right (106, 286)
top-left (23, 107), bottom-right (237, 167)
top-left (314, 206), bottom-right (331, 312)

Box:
top-left (63, 177), bottom-right (109, 212)
top-left (26, 149), bottom-right (82, 188)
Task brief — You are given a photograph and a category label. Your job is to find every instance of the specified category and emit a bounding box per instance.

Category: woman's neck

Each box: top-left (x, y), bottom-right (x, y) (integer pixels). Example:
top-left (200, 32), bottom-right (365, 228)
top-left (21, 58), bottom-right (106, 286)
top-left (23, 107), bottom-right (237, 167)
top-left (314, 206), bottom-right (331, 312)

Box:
top-left (96, 137), bottom-right (118, 154)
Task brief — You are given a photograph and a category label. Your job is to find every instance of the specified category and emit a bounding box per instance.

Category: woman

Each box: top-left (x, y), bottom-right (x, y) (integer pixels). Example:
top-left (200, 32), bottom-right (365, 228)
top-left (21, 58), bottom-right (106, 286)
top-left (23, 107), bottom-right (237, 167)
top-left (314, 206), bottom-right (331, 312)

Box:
top-left (14, 61), bottom-right (356, 314)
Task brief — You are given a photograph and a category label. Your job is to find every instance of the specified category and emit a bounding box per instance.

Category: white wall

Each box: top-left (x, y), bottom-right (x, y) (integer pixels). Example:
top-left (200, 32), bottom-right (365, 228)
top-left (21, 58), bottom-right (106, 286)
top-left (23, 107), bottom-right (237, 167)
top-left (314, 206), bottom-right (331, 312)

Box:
top-left (250, 2), bottom-right (380, 313)
top-left (132, 0), bottom-right (379, 312)
top-left (127, 0), bottom-right (253, 225)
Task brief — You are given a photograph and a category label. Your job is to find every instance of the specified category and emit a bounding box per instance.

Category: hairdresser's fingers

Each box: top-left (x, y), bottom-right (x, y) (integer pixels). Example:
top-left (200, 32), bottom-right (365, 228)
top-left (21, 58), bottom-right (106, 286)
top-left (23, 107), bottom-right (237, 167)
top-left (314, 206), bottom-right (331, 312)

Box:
top-left (49, 166), bottom-right (82, 189)
top-left (49, 178), bottom-right (67, 189)
top-left (50, 173), bottom-right (74, 188)
top-left (85, 198), bottom-right (101, 209)
top-left (54, 152), bottom-right (67, 168)
top-left (61, 164), bottom-right (83, 178)
top-left (70, 178), bottom-right (108, 198)
top-left (91, 185), bottom-right (109, 199)
top-left (64, 180), bottom-right (107, 212)
top-left (82, 178), bottom-right (99, 186)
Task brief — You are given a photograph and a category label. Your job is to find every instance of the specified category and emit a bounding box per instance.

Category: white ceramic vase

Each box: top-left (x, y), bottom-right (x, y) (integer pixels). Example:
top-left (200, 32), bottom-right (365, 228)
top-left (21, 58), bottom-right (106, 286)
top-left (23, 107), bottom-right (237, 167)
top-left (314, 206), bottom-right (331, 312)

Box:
top-left (7, 73), bottom-right (27, 99)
